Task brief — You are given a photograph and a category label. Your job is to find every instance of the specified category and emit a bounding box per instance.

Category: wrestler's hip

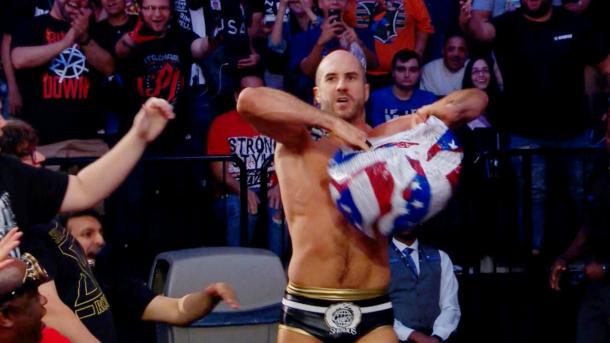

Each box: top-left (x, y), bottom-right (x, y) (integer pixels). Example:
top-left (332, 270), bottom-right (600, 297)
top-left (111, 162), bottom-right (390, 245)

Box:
top-left (286, 255), bottom-right (391, 290)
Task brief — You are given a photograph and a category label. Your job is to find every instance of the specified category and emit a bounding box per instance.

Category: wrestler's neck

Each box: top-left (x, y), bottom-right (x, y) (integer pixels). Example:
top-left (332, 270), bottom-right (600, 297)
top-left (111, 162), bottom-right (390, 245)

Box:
top-left (350, 113), bottom-right (371, 132)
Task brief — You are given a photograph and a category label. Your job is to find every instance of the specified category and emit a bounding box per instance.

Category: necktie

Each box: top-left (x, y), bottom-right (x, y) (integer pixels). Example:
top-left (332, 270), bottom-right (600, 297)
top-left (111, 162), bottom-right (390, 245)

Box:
top-left (403, 247), bottom-right (418, 277)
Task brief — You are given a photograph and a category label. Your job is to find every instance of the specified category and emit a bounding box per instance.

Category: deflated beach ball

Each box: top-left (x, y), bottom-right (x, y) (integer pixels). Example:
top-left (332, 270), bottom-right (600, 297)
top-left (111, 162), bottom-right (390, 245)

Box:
top-left (328, 116), bottom-right (463, 238)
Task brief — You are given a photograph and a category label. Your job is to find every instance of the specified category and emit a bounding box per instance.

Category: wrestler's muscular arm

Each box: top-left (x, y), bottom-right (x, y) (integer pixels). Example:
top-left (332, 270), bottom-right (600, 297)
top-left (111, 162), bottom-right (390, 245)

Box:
top-left (237, 87), bottom-right (369, 151)
top-left (417, 88), bottom-right (488, 127)
top-left (371, 89), bottom-right (488, 137)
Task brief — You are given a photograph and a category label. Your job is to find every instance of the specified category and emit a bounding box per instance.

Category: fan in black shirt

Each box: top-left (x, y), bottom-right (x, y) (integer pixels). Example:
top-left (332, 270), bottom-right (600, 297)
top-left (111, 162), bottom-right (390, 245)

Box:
top-left (0, 96), bottom-right (175, 341)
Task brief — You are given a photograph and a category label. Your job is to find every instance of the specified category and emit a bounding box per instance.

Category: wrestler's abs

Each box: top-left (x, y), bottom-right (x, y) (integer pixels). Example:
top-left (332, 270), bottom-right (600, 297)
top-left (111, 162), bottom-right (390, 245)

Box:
top-left (275, 142), bottom-right (390, 290)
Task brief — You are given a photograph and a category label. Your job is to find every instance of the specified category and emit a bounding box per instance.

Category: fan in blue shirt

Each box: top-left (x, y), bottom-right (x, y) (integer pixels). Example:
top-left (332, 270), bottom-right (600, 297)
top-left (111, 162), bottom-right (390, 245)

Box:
top-left (368, 49), bottom-right (437, 127)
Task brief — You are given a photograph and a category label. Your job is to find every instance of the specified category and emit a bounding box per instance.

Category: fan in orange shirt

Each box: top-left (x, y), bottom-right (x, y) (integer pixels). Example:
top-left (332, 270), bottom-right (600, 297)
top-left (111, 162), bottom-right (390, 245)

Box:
top-left (344, 0), bottom-right (434, 84)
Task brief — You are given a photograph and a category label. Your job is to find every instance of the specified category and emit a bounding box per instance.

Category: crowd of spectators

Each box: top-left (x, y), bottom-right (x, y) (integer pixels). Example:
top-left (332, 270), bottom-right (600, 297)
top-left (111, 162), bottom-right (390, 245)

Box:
top-left (0, 0), bottom-right (610, 342)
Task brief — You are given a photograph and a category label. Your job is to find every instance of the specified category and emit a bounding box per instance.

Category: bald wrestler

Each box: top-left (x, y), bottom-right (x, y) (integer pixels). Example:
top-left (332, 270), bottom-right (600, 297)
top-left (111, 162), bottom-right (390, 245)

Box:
top-left (237, 50), bottom-right (487, 343)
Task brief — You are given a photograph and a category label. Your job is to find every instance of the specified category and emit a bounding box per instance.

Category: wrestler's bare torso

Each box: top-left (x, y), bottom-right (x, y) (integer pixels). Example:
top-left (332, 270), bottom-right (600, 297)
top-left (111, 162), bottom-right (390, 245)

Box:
top-left (276, 133), bottom-right (394, 290)
top-left (275, 110), bottom-right (438, 289)
top-left (236, 76), bottom-right (486, 342)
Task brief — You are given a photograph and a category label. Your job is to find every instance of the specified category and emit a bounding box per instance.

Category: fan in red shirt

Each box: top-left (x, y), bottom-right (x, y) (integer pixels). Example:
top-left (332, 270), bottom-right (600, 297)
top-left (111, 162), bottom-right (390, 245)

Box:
top-left (207, 75), bottom-right (287, 257)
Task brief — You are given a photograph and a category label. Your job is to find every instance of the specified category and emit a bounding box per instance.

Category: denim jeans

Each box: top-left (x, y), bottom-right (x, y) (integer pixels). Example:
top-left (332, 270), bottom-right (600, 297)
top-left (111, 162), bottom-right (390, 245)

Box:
top-left (214, 192), bottom-right (288, 258)
top-left (509, 130), bottom-right (595, 251)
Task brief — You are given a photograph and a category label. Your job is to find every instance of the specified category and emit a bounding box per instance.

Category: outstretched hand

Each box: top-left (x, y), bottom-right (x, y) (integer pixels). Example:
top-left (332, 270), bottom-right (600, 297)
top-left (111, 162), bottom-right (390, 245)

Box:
top-left (459, 0), bottom-right (473, 26)
top-left (205, 282), bottom-right (240, 309)
top-left (132, 97), bottom-right (175, 142)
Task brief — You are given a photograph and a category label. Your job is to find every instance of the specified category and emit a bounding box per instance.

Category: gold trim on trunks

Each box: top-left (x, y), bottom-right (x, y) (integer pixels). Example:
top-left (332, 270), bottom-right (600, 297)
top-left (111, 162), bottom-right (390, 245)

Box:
top-left (278, 324), bottom-right (316, 338)
top-left (286, 282), bottom-right (386, 301)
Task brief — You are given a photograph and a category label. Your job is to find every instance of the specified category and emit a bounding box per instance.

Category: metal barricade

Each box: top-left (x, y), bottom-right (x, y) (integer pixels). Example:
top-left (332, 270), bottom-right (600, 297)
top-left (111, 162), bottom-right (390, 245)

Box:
top-left (45, 155), bottom-right (250, 246)
top-left (476, 147), bottom-right (606, 268)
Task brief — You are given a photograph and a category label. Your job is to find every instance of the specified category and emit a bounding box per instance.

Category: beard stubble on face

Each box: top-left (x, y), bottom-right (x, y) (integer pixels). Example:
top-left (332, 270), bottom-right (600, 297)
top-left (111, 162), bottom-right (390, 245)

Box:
top-left (322, 96), bottom-right (365, 124)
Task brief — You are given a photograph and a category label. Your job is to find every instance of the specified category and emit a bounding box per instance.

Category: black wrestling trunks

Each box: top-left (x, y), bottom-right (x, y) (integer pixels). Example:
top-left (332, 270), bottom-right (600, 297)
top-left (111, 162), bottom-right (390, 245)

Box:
top-left (280, 283), bottom-right (394, 342)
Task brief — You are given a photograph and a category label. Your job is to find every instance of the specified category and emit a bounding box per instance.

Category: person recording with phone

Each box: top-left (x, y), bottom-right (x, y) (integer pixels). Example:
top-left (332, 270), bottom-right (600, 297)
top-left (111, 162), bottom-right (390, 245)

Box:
top-left (265, 0), bottom-right (319, 90)
top-left (289, 0), bottom-right (377, 101)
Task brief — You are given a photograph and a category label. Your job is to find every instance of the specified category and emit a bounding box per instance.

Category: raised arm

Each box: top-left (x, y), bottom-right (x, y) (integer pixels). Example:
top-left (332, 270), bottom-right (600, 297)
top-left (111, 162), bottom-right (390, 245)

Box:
top-left (417, 88), bottom-right (488, 127)
top-left (236, 87), bottom-right (368, 151)
top-left (72, 7), bottom-right (114, 76)
top-left (459, 0), bottom-right (496, 43)
top-left (141, 282), bottom-right (239, 325)
top-left (269, 0), bottom-right (290, 50)
top-left (300, 20), bottom-right (344, 76)
top-left (338, 23), bottom-right (378, 70)
top-left (12, 29), bottom-right (76, 70)
top-left (59, 98), bottom-right (174, 212)
top-left (371, 88), bottom-right (488, 138)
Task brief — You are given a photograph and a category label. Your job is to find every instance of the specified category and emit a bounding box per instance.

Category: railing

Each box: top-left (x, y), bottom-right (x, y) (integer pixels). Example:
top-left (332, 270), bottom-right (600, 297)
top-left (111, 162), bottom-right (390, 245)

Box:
top-left (45, 155), bottom-right (250, 246)
top-left (457, 146), bottom-right (607, 273)
top-left (258, 155), bottom-right (290, 261)
top-left (43, 146), bottom-right (610, 341)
